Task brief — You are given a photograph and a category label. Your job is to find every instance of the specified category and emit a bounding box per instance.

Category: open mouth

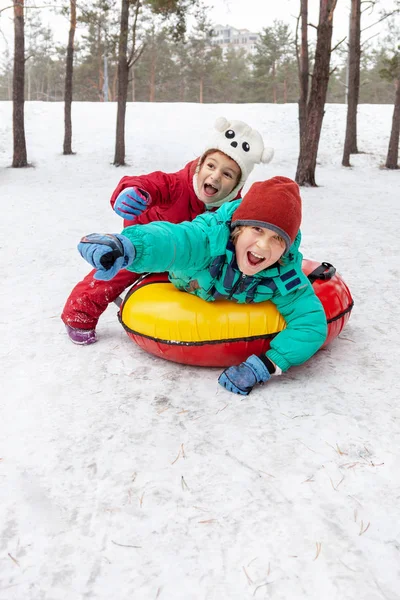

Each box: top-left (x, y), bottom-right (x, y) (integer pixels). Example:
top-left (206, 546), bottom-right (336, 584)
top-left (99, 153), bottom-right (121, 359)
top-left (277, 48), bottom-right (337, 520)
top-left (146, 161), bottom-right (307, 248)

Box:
top-left (203, 183), bottom-right (218, 197)
top-left (247, 251), bottom-right (265, 267)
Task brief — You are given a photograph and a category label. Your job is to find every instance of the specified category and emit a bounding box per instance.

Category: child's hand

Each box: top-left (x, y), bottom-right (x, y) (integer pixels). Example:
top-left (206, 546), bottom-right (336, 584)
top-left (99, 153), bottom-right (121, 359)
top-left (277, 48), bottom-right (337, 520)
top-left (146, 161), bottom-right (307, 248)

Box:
top-left (78, 233), bottom-right (135, 280)
top-left (113, 187), bottom-right (151, 219)
top-left (218, 355), bottom-right (271, 396)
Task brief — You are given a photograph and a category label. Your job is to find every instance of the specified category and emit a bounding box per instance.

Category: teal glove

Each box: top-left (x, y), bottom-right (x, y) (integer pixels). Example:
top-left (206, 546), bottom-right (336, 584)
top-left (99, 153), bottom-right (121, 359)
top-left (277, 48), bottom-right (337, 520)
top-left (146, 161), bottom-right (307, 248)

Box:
top-left (218, 355), bottom-right (272, 396)
top-left (78, 233), bottom-right (135, 280)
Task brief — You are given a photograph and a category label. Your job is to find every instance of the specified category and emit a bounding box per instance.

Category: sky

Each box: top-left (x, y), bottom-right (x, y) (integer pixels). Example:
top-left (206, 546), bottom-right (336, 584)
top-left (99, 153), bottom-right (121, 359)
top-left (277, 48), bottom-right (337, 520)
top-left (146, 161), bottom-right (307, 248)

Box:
top-left (1, 99), bottom-right (400, 598)
top-left (0, 0), bottom-right (398, 56)
top-left (203, 0), bottom-right (399, 42)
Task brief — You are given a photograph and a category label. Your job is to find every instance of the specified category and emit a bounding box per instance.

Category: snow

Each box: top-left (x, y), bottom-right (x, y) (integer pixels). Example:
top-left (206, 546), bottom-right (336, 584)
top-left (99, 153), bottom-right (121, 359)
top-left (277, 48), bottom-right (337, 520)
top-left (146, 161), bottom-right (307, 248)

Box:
top-left (1, 100), bottom-right (400, 600)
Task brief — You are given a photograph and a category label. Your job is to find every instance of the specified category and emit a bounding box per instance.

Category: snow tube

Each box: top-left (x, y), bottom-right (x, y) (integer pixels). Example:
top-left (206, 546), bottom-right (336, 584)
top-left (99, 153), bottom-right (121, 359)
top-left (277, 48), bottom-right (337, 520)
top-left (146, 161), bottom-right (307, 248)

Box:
top-left (119, 259), bottom-right (354, 367)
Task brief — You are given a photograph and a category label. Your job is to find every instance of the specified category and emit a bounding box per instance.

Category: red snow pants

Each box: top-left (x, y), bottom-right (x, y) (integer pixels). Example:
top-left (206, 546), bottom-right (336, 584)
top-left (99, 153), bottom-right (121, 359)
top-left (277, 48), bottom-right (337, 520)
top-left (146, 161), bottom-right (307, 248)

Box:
top-left (61, 268), bottom-right (139, 330)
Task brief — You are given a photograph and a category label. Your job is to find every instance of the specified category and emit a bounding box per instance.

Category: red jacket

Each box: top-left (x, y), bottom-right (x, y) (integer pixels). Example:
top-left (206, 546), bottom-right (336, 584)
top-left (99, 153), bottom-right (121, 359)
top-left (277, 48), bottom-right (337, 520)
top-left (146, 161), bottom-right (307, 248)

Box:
top-left (62, 159), bottom-right (240, 331)
top-left (110, 159), bottom-right (207, 227)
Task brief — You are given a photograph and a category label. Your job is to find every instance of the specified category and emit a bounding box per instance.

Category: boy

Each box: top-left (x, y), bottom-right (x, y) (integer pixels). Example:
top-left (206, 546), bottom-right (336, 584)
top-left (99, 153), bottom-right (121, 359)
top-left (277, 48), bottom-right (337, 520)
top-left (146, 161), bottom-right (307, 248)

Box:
top-left (78, 177), bottom-right (327, 396)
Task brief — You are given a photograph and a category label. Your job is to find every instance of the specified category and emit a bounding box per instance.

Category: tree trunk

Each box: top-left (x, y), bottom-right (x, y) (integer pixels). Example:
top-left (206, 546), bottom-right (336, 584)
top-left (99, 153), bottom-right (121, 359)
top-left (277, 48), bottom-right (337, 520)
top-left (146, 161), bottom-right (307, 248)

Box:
top-left (114, 0), bottom-right (130, 167)
top-left (103, 54), bottom-right (109, 101)
top-left (131, 67), bottom-right (135, 102)
top-left (283, 64), bottom-right (288, 103)
top-left (385, 78), bottom-right (400, 169)
top-left (12, 0), bottom-right (28, 168)
top-left (199, 77), bottom-right (203, 103)
top-left (342, 0), bottom-right (361, 166)
top-left (112, 68), bottom-right (118, 102)
top-left (272, 62), bottom-right (277, 103)
top-left (180, 77), bottom-right (185, 102)
top-left (296, 0), bottom-right (337, 186)
top-left (149, 48), bottom-right (156, 101)
top-left (8, 70), bottom-right (12, 100)
top-left (298, 0), bottom-right (309, 142)
top-left (63, 0), bottom-right (76, 155)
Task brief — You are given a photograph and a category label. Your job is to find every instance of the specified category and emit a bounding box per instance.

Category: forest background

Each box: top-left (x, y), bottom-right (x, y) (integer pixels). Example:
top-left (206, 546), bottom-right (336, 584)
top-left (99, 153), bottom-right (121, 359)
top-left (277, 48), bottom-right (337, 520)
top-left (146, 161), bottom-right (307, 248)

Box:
top-left (0, 0), bottom-right (399, 105)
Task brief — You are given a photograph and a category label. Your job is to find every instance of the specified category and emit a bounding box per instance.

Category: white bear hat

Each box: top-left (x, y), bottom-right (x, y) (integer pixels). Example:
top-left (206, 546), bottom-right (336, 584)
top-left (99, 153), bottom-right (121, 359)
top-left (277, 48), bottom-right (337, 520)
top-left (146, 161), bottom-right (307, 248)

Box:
top-left (194, 116), bottom-right (274, 207)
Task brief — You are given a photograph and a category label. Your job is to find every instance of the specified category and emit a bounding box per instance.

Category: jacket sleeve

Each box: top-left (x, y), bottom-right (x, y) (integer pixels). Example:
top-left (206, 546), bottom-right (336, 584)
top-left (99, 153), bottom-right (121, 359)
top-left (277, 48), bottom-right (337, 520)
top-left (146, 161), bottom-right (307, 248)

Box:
top-left (266, 282), bottom-right (327, 371)
top-left (110, 171), bottom-right (182, 210)
top-left (121, 212), bottom-right (226, 274)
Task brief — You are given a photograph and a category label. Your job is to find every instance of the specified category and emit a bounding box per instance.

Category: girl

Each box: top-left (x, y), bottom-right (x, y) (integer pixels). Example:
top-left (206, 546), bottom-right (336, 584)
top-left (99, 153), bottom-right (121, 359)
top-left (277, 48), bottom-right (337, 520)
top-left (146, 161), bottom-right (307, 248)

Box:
top-left (62, 117), bottom-right (273, 345)
top-left (78, 177), bottom-right (327, 396)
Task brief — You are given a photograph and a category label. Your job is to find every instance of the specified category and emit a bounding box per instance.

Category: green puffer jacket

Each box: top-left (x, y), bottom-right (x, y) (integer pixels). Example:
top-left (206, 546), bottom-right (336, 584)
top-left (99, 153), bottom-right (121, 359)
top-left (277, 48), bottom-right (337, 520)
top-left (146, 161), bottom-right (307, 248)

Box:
top-left (122, 200), bottom-right (327, 371)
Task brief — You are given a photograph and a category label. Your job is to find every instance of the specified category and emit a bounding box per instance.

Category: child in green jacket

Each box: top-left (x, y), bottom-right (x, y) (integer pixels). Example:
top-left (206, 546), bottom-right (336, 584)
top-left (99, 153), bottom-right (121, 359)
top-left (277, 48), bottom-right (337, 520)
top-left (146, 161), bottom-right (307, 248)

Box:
top-left (78, 177), bottom-right (327, 396)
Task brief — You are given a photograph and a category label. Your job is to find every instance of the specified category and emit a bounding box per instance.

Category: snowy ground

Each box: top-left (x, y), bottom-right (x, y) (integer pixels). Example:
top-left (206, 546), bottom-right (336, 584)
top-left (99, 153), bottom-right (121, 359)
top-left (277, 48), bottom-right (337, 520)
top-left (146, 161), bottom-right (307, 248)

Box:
top-left (1, 101), bottom-right (399, 600)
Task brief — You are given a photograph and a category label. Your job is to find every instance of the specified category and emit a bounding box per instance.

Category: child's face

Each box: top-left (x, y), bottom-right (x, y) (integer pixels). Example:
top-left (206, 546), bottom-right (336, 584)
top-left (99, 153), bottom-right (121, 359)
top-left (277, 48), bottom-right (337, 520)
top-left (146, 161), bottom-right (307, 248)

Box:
top-left (197, 151), bottom-right (241, 204)
top-left (235, 226), bottom-right (286, 276)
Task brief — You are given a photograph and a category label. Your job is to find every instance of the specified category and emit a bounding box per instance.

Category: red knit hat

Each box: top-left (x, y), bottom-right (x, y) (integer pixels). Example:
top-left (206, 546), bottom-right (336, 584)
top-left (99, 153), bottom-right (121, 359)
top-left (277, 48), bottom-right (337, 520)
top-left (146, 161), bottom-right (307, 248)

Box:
top-left (231, 176), bottom-right (302, 252)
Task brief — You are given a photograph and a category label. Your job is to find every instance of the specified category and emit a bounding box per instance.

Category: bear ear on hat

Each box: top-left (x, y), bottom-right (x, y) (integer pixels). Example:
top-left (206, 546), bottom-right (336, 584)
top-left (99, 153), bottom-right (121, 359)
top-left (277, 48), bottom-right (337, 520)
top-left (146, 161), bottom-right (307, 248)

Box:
top-left (214, 116), bottom-right (230, 132)
top-left (261, 147), bottom-right (274, 164)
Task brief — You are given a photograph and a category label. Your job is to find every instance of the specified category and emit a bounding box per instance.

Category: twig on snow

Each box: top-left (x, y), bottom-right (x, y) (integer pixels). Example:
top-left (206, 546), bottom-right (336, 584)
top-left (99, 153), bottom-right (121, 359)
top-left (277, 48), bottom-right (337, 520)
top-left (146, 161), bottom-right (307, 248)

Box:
top-left (359, 521), bottom-right (371, 536)
top-left (198, 519), bottom-right (216, 524)
top-left (171, 448), bottom-right (181, 465)
top-left (326, 441), bottom-right (348, 456)
top-left (340, 558), bottom-right (358, 572)
top-left (259, 470), bottom-right (275, 478)
top-left (329, 475), bottom-right (344, 491)
top-left (253, 582), bottom-right (269, 596)
top-left (313, 542), bottom-right (322, 560)
top-left (111, 540), bottom-right (142, 549)
top-left (302, 476), bottom-right (314, 483)
top-left (242, 565), bottom-right (253, 584)
top-left (8, 553), bottom-right (19, 566)
top-left (348, 494), bottom-right (363, 506)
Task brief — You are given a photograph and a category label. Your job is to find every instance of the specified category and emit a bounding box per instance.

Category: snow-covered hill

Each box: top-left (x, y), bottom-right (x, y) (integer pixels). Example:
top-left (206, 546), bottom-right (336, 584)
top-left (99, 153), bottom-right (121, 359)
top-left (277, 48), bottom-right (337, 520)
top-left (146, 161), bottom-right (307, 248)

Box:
top-left (1, 101), bottom-right (399, 600)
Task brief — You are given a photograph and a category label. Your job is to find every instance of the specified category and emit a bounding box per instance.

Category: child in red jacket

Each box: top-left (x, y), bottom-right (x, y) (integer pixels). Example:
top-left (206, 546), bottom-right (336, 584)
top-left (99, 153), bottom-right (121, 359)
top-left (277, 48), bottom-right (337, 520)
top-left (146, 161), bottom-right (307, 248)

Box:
top-left (61, 116), bottom-right (273, 344)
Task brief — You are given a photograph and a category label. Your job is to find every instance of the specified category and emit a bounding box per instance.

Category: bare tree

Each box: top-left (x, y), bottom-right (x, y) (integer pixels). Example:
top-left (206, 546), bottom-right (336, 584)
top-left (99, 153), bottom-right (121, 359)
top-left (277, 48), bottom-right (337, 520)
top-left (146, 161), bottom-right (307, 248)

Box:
top-left (296, 0), bottom-right (309, 142)
top-left (114, 0), bottom-right (143, 166)
top-left (295, 0), bottom-right (337, 186)
top-left (386, 77), bottom-right (400, 168)
top-left (63, 0), bottom-right (77, 155)
top-left (342, 2), bottom-right (399, 167)
top-left (381, 45), bottom-right (400, 168)
top-left (113, 0), bottom-right (192, 165)
top-left (342, 0), bottom-right (361, 166)
top-left (13, 0), bottom-right (28, 167)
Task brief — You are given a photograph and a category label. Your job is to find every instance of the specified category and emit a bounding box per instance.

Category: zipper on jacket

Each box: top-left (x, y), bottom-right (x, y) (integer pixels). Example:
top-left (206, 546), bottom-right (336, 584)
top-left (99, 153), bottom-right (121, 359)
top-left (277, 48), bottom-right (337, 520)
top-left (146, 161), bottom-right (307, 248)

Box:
top-left (227, 274), bottom-right (247, 300)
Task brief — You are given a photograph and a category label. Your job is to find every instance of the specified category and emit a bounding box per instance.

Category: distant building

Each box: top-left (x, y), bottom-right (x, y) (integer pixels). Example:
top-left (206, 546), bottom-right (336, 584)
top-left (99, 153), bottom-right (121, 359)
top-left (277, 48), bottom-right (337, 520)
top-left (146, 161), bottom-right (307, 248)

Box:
top-left (209, 25), bottom-right (260, 55)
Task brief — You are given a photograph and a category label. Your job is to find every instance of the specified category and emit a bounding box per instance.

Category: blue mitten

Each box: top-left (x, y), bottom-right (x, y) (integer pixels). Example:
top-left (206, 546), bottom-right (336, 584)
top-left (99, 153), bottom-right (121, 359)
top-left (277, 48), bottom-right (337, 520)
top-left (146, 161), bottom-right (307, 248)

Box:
top-left (113, 187), bottom-right (151, 220)
top-left (78, 233), bottom-right (135, 280)
top-left (218, 355), bottom-right (271, 396)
